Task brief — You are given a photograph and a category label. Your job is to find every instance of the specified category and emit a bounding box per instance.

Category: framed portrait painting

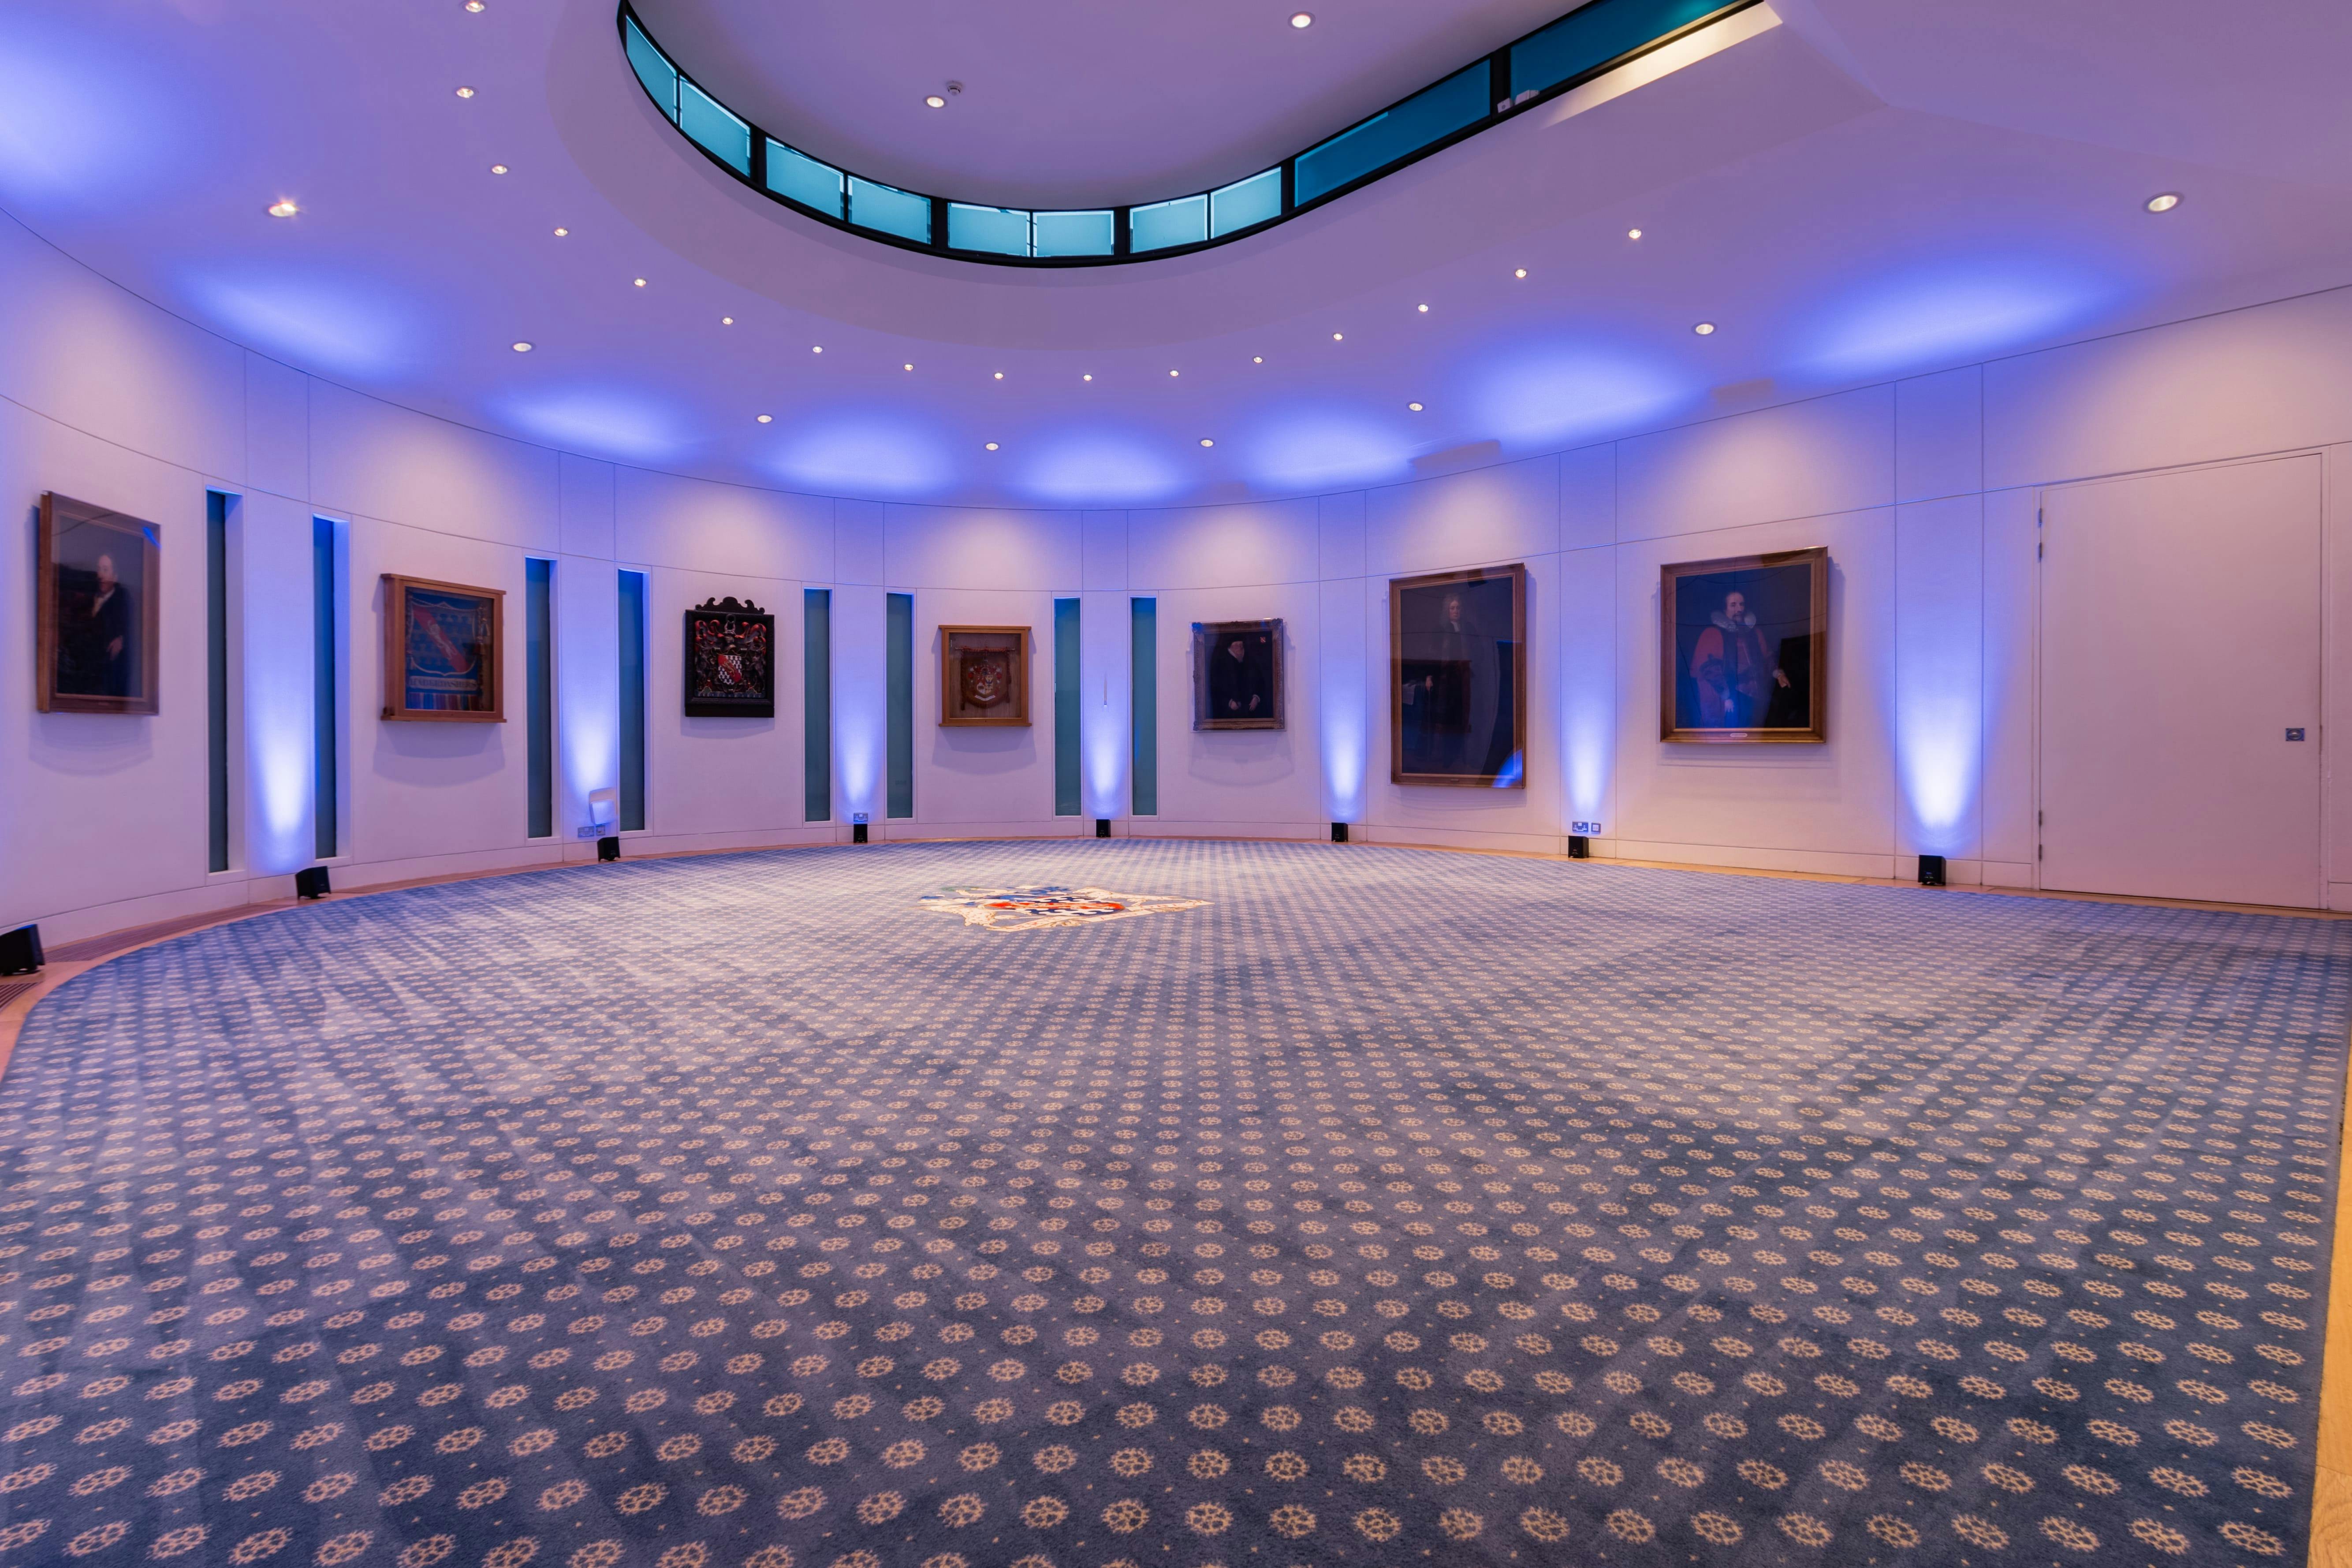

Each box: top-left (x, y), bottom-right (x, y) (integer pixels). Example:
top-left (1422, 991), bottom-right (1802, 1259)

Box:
top-left (382, 574), bottom-right (505, 722)
top-left (1660, 547), bottom-right (1827, 743)
top-left (1193, 619), bottom-right (1284, 730)
top-left (37, 492), bottom-right (160, 715)
top-left (683, 596), bottom-right (775, 718)
top-left (1390, 562), bottom-right (1526, 787)
top-left (940, 625), bottom-right (1029, 726)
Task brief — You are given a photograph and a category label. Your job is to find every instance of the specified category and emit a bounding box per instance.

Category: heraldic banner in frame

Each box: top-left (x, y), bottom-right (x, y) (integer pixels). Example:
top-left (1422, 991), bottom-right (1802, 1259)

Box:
top-left (37, 491), bottom-right (161, 716)
top-left (940, 625), bottom-right (1030, 726)
top-left (381, 574), bottom-right (505, 722)
top-left (1659, 546), bottom-right (1828, 744)
top-left (1390, 562), bottom-right (1525, 787)
top-left (683, 596), bottom-right (777, 718)
top-left (1192, 618), bottom-right (1284, 731)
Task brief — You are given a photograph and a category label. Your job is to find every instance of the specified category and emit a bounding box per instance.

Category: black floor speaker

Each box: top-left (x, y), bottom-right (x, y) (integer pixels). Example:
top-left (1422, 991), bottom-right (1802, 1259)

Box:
top-left (0, 924), bottom-right (41, 976)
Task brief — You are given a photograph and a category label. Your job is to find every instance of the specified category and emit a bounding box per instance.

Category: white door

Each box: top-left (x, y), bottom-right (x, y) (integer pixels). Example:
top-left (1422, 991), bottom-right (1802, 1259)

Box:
top-left (2039, 455), bottom-right (2322, 908)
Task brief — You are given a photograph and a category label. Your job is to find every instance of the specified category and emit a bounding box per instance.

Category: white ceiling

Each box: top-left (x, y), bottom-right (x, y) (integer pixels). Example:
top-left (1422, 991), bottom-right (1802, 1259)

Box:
top-left (4, 0), bottom-right (2350, 510)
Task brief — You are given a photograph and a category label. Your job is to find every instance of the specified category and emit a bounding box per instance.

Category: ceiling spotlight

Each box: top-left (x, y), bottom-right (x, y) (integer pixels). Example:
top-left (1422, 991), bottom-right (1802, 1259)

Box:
top-left (455, 86), bottom-right (476, 99)
top-left (1168, 369), bottom-right (1180, 377)
top-left (2146, 191), bottom-right (2181, 213)
top-left (1331, 332), bottom-right (1343, 341)
top-left (993, 371), bottom-right (1004, 380)
top-left (1416, 303), bottom-right (1428, 313)
top-left (553, 226), bottom-right (569, 236)
top-left (1407, 402), bottom-right (1424, 412)
top-left (984, 442), bottom-right (1000, 451)
top-left (924, 94), bottom-right (947, 109)
top-left (633, 278), bottom-right (646, 287)
top-left (1199, 438), bottom-right (1215, 447)
top-left (722, 316), bottom-right (734, 325)
top-left (1290, 11), bottom-right (1313, 27)
top-left (904, 362), bottom-right (914, 370)
top-left (1251, 356), bottom-right (1263, 364)
top-left (757, 414), bottom-right (773, 424)
top-left (490, 164), bottom-right (509, 175)
top-left (464, 0), bottom-right (484, 10)
top-left (811, 345), bottom-right (824, 354)
top-left (1513, 268), bottom-right (1527, 279)
top-left (511, 341), bottom-right (533, 352)
top-left (1626, 227), bottom-right (1642, 239)
top-left (1692, 321), bottom-right (1716, 335)
top-left (266, 199), bottom-right (299, 218)
top-left (1082, 373), bottom-right (1093, 381)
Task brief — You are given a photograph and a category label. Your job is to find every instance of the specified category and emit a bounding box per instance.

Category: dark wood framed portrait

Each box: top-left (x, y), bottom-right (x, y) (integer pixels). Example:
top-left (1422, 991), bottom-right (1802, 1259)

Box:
top-left (37, 492), bottom-right (160, 715)
top-left (683, 596), bottom-right (775, 718)
top-left (1390, 562), bottom-right (1526, 787)
top-left (940, 625), bottom-right (1029, 726)
top-left (382, 574), bottom-right (505, 722)
top-left (1193, 619), bottom-right (1284, 730)
top-left (1661, 547), bottom-right (1827, 744)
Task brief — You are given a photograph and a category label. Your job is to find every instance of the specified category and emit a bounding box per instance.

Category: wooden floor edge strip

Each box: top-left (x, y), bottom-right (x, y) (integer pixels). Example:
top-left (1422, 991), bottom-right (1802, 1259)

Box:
top-left (2311, 1038), bottom-right (2352, 1566)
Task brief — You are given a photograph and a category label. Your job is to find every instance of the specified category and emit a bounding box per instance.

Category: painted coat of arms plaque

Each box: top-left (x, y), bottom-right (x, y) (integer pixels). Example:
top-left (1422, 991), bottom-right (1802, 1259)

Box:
top-left (684, 596), bottom-right (776, 718)
top-left (940, 625), bottom-right (1030, 726)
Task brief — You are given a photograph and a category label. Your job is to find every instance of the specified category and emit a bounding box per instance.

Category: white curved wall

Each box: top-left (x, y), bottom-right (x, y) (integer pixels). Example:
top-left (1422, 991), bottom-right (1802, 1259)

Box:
top-left (11, 205), bottom-right (2352, 943)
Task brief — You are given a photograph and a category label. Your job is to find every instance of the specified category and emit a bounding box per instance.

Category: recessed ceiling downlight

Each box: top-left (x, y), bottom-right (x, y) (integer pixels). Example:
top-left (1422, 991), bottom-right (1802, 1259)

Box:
top-left (925, 95), bottom-right (946, 109)
top-left (267, 199), bottom-right (298, 218)
top-left (984, 442), bottom-right (1000, 451)
top-left (511, 341), bottom-right (533, 352)
top-left (490, 164), bottom-right (509, 175)
top-left (1199, 438), bottom-right (1215, 447)
top-left (2146, 191), bottom-right (2181, 213)
top-left (1692, 321), bottom-right (1716, 335)
top-left (757, 414), bottom-right (772, 424)
top-left (1290, 12), bottom-right (1313, 28)
top-left (1513, 268), bottom-right (1527, 279)
top-left (455, 86), bottom-right (475, 99)
top-left (1408, 402), bottom-right (1424, 412)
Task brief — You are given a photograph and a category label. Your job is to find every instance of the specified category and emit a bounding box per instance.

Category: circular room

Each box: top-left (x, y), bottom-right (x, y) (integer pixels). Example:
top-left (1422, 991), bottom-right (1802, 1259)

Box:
top-left (2, 2), bottom-right (2350, 1567)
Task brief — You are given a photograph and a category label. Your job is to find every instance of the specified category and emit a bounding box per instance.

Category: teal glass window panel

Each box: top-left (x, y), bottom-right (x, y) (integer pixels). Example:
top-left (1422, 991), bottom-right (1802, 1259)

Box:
top-left (886, 592), bottom-right (914, 818)
top-left (1210, 169), bottom-right (1282, 237)
top-left (850, 178), bottom-right (931, 243)
top-left (1129, 194), bottom-right (1207, 253)
top-left (311, 518), bottom-right (337, 861)
top-left (1512, 0), bottom-right (1727, 99)
top-left (678, 80), bottom-right (750, 174)
top-left (1130, 598), bottom-right (1157, 816)
top-left (206, 492), bottom-right (230, 874)
top-left (1295, 63), bottom-right (1487, 205)
top-left (1053, 598), bottom-right (1081, 816)
top-left (1032, 209), bottom-right (1114, 257)
top-left (618, 570), bottom-right (646, 832)
top-left (768, 143), bottom-right (844, 216)
top-left (949, 203), bottom-right (1030, 257)
top-left (804, 589), bottom-right (832, 822)
top-left (624, 19), bottom-right (678, 121)
top-left (526, 559), bottom-right (554, 839)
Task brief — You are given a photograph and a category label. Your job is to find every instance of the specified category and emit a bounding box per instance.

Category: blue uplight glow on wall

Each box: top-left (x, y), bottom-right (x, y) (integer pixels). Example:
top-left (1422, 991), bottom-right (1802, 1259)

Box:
top-left (1467, 339), bottom-right (1683, 448)
top-left (503, 388), bottom-right (690, 464)
top-left (189, 270), bottom-right (418, 379)
top-left (1897, 695), bottom-right (1978, 852)
top-left (1802, 261), bottom-right (2110, 381)
top-left (772, 415), bottom-right (955, 498)
top-left (1019, 431), bottom-right (1184, 506)
top-left (1242, 410), bottom-right (1408, 492)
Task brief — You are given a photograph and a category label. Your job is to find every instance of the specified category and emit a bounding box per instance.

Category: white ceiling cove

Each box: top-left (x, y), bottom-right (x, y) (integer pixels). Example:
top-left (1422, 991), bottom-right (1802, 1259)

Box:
top-left (3, 0), bottom-right (2349, 508)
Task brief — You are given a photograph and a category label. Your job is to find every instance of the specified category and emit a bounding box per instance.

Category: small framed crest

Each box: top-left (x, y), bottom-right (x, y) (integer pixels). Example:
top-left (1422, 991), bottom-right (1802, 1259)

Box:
top-left (382, 574), bottom-right (504, 722)
top-left (37, 492), bottom-right (160, 715)
top-left (940, 625), bottom-right (1029, 726)
top-left (1192, 619), bottom-right (1284, 730)
top-left (683, 596), bottom-right (776, 718)
top-left (1660, 547), bottom-right (1827, 743)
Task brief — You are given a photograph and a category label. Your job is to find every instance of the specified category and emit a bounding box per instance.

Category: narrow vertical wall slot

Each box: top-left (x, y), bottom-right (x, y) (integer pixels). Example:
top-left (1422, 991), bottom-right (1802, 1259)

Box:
top-left (310, 517), bottom-right (338, 861)
top-left (1054, 597), bottom-right (1081, 816)
top-left (206, 492), bottom-right (231, 874)
top-left (805, 588), bottom-right (833, 823)
top-left (618, 570), bottom-right (648, 831)
top-left (1131, 597), bottom-right (1158, 817)
top-left (886, 592), bottom-right (914, 819)
top-left (526, 559), bottom-right (555, 839)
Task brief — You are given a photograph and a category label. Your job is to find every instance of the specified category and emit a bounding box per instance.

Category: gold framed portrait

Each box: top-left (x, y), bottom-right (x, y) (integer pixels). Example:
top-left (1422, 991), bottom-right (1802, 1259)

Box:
top-left (1390, 562), bottom-right (1526, 787)
top-left (1659, 547), bottom-right (1827, 744)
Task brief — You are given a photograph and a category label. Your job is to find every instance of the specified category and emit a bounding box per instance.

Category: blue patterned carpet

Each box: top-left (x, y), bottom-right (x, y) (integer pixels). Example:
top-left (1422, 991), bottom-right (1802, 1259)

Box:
top-left (1, 841), bottom-right (2347, 1568)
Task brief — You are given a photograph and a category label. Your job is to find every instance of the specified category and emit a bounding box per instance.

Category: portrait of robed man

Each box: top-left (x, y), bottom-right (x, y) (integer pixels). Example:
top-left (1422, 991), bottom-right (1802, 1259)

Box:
top-left (1390, 562), bottom-right (1525, 786)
